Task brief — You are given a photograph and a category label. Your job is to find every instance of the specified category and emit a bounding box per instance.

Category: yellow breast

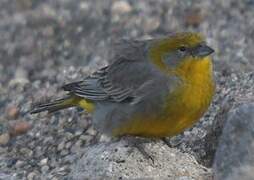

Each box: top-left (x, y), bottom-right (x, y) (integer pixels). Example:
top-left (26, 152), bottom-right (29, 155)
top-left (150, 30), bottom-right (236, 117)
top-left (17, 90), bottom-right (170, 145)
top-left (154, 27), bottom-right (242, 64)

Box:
top-left (113, 57), bottom-right (215, 137)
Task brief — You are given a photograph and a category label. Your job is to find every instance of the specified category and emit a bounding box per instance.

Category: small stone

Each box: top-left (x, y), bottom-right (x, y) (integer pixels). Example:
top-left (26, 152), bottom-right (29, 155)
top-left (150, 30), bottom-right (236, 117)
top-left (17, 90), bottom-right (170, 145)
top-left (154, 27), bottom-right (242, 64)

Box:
top-left (41, 165), bottom-right (49, 173)
top-left (39, 158), bottom-right (48, 166)
top-left (15, 160), bottom-right (24, 168)
top-left (111, 1), bottom-right (132, 14)
top-left (60, 150), bottom-right (69, 156)
top-left (57, 141), bottom-right (65, 151)
top-left (35, 146), bottom-right (43, 157)
top-left (65, 142), bottom-right (72, 149)
top-left (9, 121), bottom-right (32, 137)
top-left (79, 134), bottom-right (94, 144)
top-left (185, 9), bottom-right (204, 26)
top-left (70, 142), bottom-right (81, 153)
top-left (0, 133), bottom-right (10, 145)
top-left (74, 130), bottom-right (83, 136)
top-left (78, 119), bottom-right (89, 129)
top-left (27, 172), bottom-right (37, 180)
top-left (6, 106), bottom-right (19, 119)
top-left (0, 147), bottom-right (7, 153)
top-left (86, 127), bottom-right (97, 136)
top-left (43, 136), bottom-right (54, 144)
top-left (99, 135), bottom-right (111, 143)
top-left (9, 68), bottom-right (29, 86)
top-left (20, 148), bottom-right (33, 157)
top-left (58, 166), bottom-right (67, 172)
top-left (143, 17), bottom-right (160, 32)
top-left (65, 132), bottom-right (74, 140)
top-left (80, 2), bottom-right (89, 11)
top-left (64, 155), bottom-right (76, 163)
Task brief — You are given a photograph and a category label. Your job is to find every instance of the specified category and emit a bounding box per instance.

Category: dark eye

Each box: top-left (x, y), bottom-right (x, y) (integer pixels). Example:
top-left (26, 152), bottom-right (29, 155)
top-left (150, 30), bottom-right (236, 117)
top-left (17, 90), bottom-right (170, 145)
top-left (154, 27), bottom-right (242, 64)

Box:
top-left (179, 46), bottom-right (187, 52)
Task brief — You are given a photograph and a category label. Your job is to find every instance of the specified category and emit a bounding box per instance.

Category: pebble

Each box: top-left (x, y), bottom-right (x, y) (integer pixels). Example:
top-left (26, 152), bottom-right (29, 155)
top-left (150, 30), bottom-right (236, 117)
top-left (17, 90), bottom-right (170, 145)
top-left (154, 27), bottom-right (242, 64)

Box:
top-left (86, 127), bottom-right (97, 136)
top-left (111, 1), bottom-right (132, 14)
top-left (8, 68), bottom-right (29, 87)
top-left (6, 106), bottom-right (19, 119)
top-left (57, 141), bottom-right (65, 151)
top-left (39, 158), bottom-right (48, 166)
top-left (41, 165), bottom-right (50, 173)
top-left (70, 143), bottom-right (81, 153)
top-left (142, 17), bottom-right (160, 32)
top-left (80, 2), bottom-right (90, 11)
top-left (185, 8), bottom-right (204, 26)
top-left (60, 150), bottom-right (69, 156)
top-left (27, 172), bottom-right (37, 180)
top-left (65, 132), bottom-right (74, 140)
top-left (74, 130), bottom-right (83, 136)
top-left (15, 160), bottom-right (24, 168)
top-left (79, 134), bottom-right (94, 144)
top-left (20, 148), bottom-right (33, 157)
top-left (65, 141), bottom-right (72, 149)
top-left (0, 133), bottom-right (10, 145)
top-left (63, 155), bottom-right (76, 163)
top-left (9, 121), bottom-right (32, 137)
top-left (0, 147), bottom-right (7, 153)
top-left (77, 119), bottom-right (89, 129)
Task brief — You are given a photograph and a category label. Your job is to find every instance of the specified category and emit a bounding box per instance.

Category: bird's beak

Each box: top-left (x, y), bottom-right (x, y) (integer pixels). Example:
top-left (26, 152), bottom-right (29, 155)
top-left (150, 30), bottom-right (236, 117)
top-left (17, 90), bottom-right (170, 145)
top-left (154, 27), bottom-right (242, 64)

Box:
top-left (193, 44), bottom-right (214, 57)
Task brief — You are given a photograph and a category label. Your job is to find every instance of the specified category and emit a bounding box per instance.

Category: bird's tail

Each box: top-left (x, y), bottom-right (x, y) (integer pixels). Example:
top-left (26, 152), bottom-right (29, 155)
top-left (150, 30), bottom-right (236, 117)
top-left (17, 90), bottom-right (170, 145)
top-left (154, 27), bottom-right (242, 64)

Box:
top-left (30, 96), bottom-right (77, 114)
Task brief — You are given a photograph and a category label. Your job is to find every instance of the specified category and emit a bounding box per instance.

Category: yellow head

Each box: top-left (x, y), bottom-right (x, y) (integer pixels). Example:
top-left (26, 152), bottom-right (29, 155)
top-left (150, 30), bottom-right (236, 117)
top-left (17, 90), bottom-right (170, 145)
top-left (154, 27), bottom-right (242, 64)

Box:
top-left (148, 32), bottom-right (214, 80)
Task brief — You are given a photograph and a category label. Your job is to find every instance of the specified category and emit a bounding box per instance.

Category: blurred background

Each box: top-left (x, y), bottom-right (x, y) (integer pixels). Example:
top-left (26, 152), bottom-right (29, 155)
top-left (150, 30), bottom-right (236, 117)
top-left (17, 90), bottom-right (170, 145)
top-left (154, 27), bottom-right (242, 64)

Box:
top-left (0, 0), bottom-right (254, 179)
top-left (1, 0), bottom-right (254, 81)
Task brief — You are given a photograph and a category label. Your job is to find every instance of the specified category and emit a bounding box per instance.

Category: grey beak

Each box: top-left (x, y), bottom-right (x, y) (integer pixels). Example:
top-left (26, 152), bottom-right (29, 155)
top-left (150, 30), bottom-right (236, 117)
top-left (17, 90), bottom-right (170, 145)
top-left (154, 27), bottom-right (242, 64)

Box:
top-left (193, 44), bottom-right (214, 57)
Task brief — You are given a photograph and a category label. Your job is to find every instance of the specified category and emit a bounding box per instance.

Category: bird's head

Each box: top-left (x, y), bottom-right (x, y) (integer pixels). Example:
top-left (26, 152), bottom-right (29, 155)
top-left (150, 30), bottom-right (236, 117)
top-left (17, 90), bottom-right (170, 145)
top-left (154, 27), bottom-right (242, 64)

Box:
top-left (148, 32), bottom-right (214, 77)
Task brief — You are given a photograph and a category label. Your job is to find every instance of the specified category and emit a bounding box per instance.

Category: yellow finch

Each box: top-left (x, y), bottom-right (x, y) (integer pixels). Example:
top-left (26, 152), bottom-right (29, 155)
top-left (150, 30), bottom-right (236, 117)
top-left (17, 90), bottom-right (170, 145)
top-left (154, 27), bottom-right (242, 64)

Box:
top-left (31, 32), bottom-right (215, 138)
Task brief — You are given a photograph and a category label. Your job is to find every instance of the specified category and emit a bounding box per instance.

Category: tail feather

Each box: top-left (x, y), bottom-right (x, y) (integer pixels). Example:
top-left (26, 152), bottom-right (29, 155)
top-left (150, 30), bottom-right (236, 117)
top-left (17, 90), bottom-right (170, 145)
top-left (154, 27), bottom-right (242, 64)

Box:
top-left (30, 96), bottom-right (75, 114)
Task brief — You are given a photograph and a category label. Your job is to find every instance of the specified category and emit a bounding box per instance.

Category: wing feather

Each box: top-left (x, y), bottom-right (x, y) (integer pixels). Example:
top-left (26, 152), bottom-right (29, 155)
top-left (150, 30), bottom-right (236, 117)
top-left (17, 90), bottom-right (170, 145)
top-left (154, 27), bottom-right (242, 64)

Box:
top-left (61, 39), bottom-right (169, 103)
top-left (62, 65), bottom-right (134, 102)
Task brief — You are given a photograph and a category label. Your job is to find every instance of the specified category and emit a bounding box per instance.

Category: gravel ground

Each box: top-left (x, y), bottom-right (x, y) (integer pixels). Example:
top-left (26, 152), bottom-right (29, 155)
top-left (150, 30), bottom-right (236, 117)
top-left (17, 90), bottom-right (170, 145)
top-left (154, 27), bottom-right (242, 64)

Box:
top-left (0, 0), bottom-right (254, 179)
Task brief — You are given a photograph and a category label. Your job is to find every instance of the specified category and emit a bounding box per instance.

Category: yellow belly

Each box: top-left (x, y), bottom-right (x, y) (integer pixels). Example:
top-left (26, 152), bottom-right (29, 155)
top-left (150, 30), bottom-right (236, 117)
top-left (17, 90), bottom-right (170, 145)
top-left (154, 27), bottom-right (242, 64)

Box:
top-left (114, 93), bottom-right (214, 138)
top-left (112, 108), bottom-right (207, 138)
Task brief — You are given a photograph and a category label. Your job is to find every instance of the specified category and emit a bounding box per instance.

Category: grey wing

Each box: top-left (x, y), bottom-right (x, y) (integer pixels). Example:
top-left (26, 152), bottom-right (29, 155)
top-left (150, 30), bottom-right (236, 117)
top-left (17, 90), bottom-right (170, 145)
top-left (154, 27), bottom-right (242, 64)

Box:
top-left (62, 63), bottom-right (135, 102)
top-left (62, 58), bottom-right (168, 103)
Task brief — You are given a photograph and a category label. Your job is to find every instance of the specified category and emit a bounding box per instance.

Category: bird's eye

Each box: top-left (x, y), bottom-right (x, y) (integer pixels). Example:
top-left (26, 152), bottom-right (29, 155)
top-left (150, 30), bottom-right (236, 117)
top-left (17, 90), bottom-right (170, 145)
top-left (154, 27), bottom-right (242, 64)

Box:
top-left (179, 46), bottom-right (186, 52)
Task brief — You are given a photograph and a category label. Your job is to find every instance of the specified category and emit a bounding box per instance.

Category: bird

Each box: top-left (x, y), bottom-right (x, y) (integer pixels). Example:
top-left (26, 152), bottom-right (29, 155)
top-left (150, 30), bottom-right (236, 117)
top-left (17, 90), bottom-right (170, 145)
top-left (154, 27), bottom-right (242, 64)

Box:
top-left (30, 32), bottom-right (215, 139)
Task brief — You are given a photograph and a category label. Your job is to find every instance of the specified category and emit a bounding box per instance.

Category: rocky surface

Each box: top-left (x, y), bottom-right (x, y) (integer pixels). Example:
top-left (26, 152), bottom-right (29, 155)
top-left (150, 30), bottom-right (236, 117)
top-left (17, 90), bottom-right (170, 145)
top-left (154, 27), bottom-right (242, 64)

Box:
top-left (69, 140), bottom-right (211, 180)
top-left (213, 103), bottom-right (254, 180)
top-left (0, 0), bottom-right (254, 179)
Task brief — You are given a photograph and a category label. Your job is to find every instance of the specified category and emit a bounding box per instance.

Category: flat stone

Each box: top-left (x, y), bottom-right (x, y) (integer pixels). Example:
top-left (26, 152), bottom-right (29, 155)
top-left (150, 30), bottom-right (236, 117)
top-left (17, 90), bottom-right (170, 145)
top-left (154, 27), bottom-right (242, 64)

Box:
top-left (214, 103), bottom-right (254, 180)
top-left (69, 140), bottom-right (211, 179)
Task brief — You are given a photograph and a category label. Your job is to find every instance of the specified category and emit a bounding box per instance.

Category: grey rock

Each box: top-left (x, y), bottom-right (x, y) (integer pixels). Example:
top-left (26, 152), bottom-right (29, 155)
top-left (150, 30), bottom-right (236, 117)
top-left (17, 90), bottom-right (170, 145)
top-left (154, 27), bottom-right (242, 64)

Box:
top-left (213, 103), bottom-right (254, 180)
top-left (69, 140), bottom-right (211, 180)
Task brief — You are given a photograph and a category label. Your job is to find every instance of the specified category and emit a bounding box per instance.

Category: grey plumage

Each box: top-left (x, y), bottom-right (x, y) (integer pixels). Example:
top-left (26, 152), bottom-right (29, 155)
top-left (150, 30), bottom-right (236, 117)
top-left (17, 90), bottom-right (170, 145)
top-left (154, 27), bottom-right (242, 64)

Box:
top-left (61, 39), bottom-right (178, 135)
top-left (34, 38), bottom-right (179, 135)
